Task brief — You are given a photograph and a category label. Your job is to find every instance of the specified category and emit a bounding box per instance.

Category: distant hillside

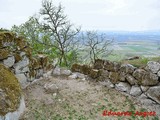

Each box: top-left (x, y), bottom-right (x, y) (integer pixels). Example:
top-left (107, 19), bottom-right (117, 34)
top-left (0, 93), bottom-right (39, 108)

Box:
top-left (98, 30), bottom-right (160, 42)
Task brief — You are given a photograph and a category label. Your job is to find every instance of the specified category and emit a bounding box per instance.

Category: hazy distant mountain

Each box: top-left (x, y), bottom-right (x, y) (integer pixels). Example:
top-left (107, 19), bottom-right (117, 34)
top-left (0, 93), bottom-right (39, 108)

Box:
top-left (98, 30), bottom-right (160, 42)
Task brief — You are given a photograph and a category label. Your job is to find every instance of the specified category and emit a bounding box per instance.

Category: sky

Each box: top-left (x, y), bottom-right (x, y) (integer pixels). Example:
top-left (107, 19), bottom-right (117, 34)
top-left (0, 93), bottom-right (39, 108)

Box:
top-left (0, 0), bottom-right (160, 31)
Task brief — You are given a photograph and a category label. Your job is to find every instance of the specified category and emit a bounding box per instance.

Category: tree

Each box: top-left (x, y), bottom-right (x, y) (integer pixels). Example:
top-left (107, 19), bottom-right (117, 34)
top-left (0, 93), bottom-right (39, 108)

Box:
top-left (82, 31), bottom-right (113, 64)
top-left (11, 16), bottom-right (53, 56)
top-left (39, 0), bottom-right (80, 66)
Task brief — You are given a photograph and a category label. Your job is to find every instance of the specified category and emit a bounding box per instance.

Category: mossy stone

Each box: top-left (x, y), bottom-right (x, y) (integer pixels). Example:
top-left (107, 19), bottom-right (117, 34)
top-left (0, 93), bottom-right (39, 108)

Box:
top-left (0, 32), bottom-right (15, 48)
top-left (0, 48), bottom-right (10, 60)
top-left (29, 69), bottom-right (36, 78)
top-left (46, 64), bottom-right (53, 71)
top-left (0, 64), bottom-right (22, 116)
top-left (13, 53), bottom-right (22, 63)
top-left (93, 59), bottom-right (104, 69)
top-left (81, 65), bottom-right (92, 75)
top-left (22, 47), bottom-right (32, 57)
top-left (109, 72), bottom-right (120, 84)
top-left (89, 69), bottom-right (101, 79)
top-left (15, 37), bottom-right (28, 50)
top-left (30, 58), bottom-right (41, 69)
top-left (71, 63), bottom-right (82, 72)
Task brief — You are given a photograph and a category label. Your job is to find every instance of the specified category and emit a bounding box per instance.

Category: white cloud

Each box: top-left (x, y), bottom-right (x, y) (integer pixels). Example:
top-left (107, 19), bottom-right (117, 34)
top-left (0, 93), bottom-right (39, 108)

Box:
top-left (0, 0), bottom-right (41, 28)
top-left (0, 0), bottom-right (160, 31)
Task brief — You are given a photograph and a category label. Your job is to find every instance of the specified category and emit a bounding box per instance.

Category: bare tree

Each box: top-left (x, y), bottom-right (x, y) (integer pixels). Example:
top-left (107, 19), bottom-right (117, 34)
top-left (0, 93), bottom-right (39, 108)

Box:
top-left (83, 31), bottom-right (113, 63)
top-left (40, 0), bottom-right (80, 66)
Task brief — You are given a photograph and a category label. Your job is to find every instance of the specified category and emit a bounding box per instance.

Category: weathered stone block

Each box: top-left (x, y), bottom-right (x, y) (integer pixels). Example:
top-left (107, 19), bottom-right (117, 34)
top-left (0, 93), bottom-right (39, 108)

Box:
top-left (133, 69), bottom-right (159, 86)
top-left (99, 69), bottom-right (109, 80)
top-left (120, 64), bottom-right (136, 74)
top-left (109, 72), bottom-right (120, 84)
top-left (115, 82), bottom-right (131, 93)
top-left (0, 32), bottom-right (15, 48)
top-left (13, 56), bottom-right (30, 74)
top-left (15, 74), bottom-right (28, 89)
top-left (3, 56), bottom-right (15, 67)
top-left (140, 86), bottom-right (149, 92)
top-left (81, 65), bottom-right (91, 75)
top-left (126, 74), bottom-right (139, 85)
top-left (146, 86), bottom-right (160, 104)
top-left (133, 69), bottom-right (147, 80)
top-left (104, 60), bottom-right (120, 72)
top-left (99, 80), bottom-right (114, 88)
top-left (147, 61), bottom-right (160, 74)
top-left (71, 63), bottom-right (82, 72)
top-left (119, 72), bottom-right (126, 82)
top-left (15, 37), bottom-right (28, 50)
top-left (0, 49), bottom-right (10, 60)
top-left (141, 72), bottom-right (159, 86)
top-left (93, 59), bottom-right (104, 69)
top-left (130, 86), bottom-right (142, 96)
top-left (89, 69), bottom-right (101, 79)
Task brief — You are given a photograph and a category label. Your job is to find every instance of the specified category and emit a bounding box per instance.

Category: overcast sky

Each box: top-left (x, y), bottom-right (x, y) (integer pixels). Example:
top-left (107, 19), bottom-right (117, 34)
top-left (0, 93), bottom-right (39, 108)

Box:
top-left (0, 0), bottom-right (160, 31)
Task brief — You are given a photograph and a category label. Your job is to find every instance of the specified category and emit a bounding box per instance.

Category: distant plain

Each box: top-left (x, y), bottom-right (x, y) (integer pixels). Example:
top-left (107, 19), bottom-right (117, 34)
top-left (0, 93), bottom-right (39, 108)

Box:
top-left (108, 40), bottom-right (160, 61)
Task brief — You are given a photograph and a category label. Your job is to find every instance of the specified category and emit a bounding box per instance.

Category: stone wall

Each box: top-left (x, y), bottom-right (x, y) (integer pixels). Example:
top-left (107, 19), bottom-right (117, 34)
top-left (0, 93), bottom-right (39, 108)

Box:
top-left (0, 32), bottom-right (54, 119)
top-left (0, 32), bottom-right (53, 89)
top-left (71, 59), bottom-right (160, 106)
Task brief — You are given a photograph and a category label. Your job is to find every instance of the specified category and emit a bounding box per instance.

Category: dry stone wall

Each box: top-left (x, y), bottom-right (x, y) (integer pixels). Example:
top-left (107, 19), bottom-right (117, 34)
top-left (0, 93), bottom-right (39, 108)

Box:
top-left (71, 59), bottom-right (160, 106)
top-left (0, 32), bottom-right (53, 88)
top-left (0, 32), bottom-right (54, 119)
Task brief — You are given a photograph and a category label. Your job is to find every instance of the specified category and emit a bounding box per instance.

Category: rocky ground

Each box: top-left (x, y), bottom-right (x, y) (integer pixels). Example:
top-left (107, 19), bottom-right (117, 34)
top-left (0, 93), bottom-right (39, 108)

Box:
top-left (19, 76), bottom-right (159, 120)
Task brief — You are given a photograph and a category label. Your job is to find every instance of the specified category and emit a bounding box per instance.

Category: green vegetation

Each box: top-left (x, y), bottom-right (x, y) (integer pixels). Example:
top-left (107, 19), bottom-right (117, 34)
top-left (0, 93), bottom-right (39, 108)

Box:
top-left (121, 57), bottom-right (160, 67)
top-left (11, 0), bottom-right (81, 67)
top-left (80, 31), bottom-right (112, 64)
top-left (11, 16), bottom-right (54, 57)
top-left (8, 0), bottom-right (160, 68)
top-left (1, 0), bottom-right (160, 120)
top-left (10, 0), bottom-right (113, 68)
top-left (106, 40), bottom-right (160, 63)
top-left (1, 0), bottom-right (160, 69)
top-left (26, 96), bottom-right (159, 120)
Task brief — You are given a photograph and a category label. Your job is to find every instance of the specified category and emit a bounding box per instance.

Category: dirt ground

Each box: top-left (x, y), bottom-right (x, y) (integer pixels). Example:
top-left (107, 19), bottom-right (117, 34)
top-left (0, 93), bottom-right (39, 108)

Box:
top-left (20, 76), bottom-right (159, 120)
